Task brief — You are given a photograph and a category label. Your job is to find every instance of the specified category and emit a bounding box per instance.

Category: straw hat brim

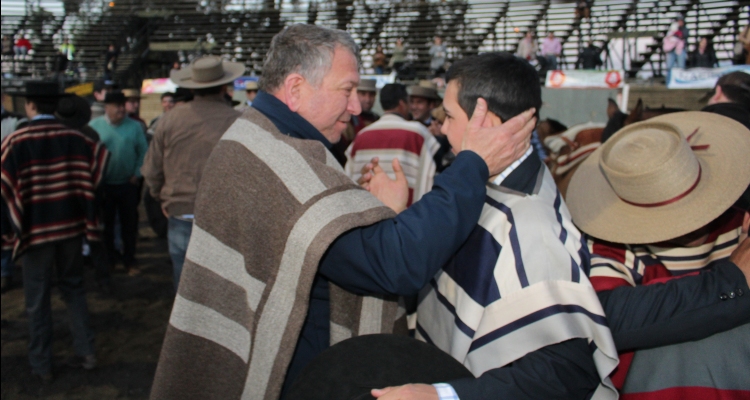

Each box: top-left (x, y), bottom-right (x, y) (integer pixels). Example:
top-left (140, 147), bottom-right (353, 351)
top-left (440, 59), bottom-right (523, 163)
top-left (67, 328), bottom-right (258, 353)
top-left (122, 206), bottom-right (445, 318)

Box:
top-left (170, 60), bottom-right (245, 89)
top-left (566, 111), bottom-right (750, 244)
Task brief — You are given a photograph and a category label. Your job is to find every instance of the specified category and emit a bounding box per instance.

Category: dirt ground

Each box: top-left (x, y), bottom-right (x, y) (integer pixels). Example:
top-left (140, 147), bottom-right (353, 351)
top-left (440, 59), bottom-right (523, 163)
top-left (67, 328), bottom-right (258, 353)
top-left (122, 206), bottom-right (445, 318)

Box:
top-left (1, 219), bottom-right (174, 399)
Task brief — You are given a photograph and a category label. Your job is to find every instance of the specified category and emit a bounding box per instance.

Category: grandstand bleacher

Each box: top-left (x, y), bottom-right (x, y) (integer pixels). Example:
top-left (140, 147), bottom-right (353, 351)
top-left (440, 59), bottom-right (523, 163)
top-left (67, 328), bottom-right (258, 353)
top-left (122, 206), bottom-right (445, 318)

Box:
top-left (2, 0), bottom-right (748, 86)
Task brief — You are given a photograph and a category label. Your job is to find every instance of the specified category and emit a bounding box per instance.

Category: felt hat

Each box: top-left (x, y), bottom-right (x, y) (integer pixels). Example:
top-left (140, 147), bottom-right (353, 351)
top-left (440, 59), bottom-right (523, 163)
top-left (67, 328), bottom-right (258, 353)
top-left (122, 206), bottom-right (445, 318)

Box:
top-left (245, 81), bottom-right (259, 91)
top-left (408, 80), bottom-right (440, 100)
top-left (55, 95), bottom-right (92, 129)
top-left (121, 88), bottom-right (141, 99)
top-left (358, 79), bottom-right (377, 92)
top-left (284, 334), bottom-right (473, 400)
top-left (170, 56), bottom-right (245, 89)
top-left (104, 91), bottom-right (126, 104)
top-left (23, 81), bottom-right (68, 99)
top-left (566, 111), bottom-right (750, 244)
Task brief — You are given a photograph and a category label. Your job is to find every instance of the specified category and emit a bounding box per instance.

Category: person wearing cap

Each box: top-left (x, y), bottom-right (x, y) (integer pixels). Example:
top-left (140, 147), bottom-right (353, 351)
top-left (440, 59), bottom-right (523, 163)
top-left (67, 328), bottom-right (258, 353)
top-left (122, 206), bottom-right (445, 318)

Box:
top-left (409, 80), bottom-right (441, 127)
top-left (369, 52), bottom-right (618, 400)
top-left (150, 24), bottom-right (536, 400)
top-left (346, 83), bottom-right (439, 208)
top-left (350, 78), bottom-right (380, 134)
top-left (665, 15), bottom-right (689, 71)
top-left (1, 81), bottom-right (109, 382)
top-left (701, 71), bottom-right (750, 130)
top-left (141, 55), bottom-right (243, 290)
top-left (235, 80), bottom-right (258, 112)
top-left (122, 88), bottom-right (148, 133)
top-left (566, 112), bottom-right (750, 399)
top-left (89, 91), bottom-right (148, 275)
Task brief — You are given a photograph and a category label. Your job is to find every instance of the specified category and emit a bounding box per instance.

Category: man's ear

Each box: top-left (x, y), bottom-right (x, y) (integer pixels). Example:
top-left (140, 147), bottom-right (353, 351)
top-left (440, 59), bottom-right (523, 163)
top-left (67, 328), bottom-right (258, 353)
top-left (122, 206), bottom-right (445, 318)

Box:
top-left (743, 211), bottom-right (750, 235)
top-left (281, 73), bottom-right (306, 112)
top-left (485, 110), bottom-right (502, 127)
top-left (709, 86), bottom-right (723, 104)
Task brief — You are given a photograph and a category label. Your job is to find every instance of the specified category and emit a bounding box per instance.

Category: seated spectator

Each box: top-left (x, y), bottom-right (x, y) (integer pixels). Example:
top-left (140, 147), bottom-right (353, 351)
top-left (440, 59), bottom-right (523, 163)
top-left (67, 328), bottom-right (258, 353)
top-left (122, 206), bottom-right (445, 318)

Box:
top-left (389, 38), bottom-right (407, 73)
top-left (346, 83), bottom-right (439, 207)
top-left (515, 31), bottom-right (537, 61)
top-left (2, 35), bottom-right (13, 57)
top-left (372, 52), bottom-right (619, 400)
top-left (575, 0), bottom-right (592, 20)
top-left (429, 36), bottom-right (447, 78)
top-left (577, 41), bottom-right (603, 70)
top-left (735, 24), bottom-right (749, 65)
top-left (541, 32), bottom-right (562, 71)
top-left (14, 34), bottom-right (32, 56)
top-left (566, 112), bottom-right (750, 399)
top-left (690, 37), bottom-right (718, 68)
top-left (373, 44), bottom-right (387, 74)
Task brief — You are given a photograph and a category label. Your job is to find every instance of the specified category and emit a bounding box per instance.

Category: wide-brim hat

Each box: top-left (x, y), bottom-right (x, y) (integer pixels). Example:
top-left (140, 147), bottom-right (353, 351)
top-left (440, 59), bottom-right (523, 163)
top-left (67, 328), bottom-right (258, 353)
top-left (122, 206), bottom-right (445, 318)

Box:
top-left (170, 56), bottom-right (245, 89)
top-left (408, 85), bottom-right (440, 101)
top-left (284, 334), bottom-right (473, 400)
top-left (104, 91), bottom-right (126, 104)
top-left (23, 81), bottom-right (69, 100)
top-left (566, 111), bottom-right (750, 244)
top-left (55, 95), bottom-right (91, 129)
top-left (358, 78), bottom-right (377, 92)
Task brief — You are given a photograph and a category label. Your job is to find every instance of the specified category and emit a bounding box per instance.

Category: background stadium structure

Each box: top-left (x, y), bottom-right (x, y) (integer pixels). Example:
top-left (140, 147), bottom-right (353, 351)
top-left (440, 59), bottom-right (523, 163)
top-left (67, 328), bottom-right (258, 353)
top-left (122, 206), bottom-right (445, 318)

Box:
top-left (2, 0), bottom-right (749, 88)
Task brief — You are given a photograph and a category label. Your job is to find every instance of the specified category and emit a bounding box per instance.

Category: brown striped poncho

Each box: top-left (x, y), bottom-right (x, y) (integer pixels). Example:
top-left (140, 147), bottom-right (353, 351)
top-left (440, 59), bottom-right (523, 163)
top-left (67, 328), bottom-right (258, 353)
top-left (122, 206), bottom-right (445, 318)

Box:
top-left (150, 108), bottom-right (403, 400)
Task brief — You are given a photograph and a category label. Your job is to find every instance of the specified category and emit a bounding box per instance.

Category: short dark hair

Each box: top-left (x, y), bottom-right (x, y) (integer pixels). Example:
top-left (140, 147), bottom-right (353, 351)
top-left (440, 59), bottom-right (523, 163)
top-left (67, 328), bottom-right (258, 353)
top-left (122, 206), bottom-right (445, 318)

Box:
top-left (26, 97), bottom-right (57, 114)
top-left (161, 92), bottom-right (175, 100)
top-left (193, 86), bottom-right (223, 96)
top-left (716, 71), bottom-right (750, 108)
top-left (445, 52), bottom-right (541, 122)
top-left (545, 118), bottom-right (568, 133)
top-left (379, 83), bottom-right (408, 111)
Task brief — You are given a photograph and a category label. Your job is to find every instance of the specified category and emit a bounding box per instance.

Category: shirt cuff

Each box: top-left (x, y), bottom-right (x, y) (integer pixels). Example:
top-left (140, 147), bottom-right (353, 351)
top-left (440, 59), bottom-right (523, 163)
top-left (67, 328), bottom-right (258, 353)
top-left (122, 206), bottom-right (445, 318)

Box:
top-left (433, 383), bottom-right (461, 400)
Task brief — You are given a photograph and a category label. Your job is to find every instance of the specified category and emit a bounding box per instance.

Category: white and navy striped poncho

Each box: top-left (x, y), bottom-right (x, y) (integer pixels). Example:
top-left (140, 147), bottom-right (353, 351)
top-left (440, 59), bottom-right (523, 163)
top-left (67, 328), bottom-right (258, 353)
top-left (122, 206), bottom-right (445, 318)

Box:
top-left (415, 154), bottom-right (619, 399)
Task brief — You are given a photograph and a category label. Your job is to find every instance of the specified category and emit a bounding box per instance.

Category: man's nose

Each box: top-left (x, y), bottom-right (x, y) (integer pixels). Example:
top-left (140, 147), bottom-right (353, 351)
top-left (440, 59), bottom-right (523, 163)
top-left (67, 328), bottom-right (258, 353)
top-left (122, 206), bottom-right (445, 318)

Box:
top-left (349, 90), bottom-right (362, 116)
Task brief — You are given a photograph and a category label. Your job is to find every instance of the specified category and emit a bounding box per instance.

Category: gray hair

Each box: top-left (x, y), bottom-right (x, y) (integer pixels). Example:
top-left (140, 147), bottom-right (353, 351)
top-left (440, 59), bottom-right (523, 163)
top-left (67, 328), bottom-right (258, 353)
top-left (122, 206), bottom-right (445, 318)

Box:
top-left (258, 24), bottom-right (360, 92)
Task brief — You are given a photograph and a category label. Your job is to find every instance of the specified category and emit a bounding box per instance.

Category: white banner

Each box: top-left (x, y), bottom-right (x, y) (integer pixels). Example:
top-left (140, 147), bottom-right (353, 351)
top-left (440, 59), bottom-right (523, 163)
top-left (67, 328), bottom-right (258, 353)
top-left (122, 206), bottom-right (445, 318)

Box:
top-left (667, 66), bottom-right (750, 89)
top-left (545, 70), bottom-right (625, 89)
top-left (141, 78), bottom-right (178, 94)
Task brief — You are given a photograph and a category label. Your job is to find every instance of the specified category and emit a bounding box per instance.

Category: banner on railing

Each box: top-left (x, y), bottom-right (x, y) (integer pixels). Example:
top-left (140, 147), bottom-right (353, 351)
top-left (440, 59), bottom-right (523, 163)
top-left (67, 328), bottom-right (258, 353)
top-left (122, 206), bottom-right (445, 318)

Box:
top-left (234, 76), bottom-right (259, 91)
top-left (667, 66), bottom-right (750, 89)
top-left (545, 70), bottom-right (625, 89)
top-left (141, 78), bottom-right (178, 94)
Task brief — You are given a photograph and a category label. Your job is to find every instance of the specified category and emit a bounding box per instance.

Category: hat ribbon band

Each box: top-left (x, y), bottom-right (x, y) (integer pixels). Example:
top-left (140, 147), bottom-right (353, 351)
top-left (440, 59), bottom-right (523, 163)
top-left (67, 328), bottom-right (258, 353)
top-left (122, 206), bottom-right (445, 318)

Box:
top-left (619, 165), bottom-right (702, 208)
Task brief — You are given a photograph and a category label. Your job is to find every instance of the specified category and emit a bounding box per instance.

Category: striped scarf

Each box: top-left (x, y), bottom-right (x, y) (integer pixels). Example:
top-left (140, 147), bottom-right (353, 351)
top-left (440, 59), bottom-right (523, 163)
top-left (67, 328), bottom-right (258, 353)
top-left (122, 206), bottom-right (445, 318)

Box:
top-left (150, 108), bottom-right (404, 400)
top-left (589, 209), bottom-right (749, 399)
top-left (1, 120), bottom-right (108, 257)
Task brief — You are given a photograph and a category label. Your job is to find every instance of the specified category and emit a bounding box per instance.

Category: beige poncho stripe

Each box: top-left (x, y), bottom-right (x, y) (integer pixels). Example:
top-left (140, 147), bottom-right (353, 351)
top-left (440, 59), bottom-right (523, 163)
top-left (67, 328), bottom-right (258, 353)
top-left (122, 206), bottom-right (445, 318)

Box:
top-left (151, 109), bottom-right (401, 400)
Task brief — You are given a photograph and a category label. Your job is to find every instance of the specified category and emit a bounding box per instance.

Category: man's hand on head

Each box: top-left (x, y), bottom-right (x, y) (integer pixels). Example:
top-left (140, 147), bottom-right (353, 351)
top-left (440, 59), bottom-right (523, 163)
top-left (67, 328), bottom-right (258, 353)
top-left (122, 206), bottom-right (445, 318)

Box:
top-left (461, 98), bottom-right (536, 176)
top-left (371, 384), bottom-right (439, 400)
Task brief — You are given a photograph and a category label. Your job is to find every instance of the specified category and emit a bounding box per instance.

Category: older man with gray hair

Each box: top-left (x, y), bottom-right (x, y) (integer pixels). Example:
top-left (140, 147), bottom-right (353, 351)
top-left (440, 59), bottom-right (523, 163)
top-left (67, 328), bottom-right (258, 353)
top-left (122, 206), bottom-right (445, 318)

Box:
top-left (150, 24), bottom-right (535, 399)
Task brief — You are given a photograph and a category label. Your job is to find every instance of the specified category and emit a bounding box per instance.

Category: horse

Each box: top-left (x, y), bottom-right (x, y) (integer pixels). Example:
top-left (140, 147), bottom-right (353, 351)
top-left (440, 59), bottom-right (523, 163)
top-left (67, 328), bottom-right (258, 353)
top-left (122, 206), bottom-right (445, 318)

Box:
top-left (545, 99), bottom-right (685, 198)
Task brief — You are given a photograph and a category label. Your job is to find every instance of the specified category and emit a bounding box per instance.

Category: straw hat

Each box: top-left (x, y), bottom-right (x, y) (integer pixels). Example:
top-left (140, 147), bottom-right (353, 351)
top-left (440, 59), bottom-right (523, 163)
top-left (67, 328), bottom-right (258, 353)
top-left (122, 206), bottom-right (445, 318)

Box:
top-left (170, 56), bottom-right (245, 89)
top-left (566, 111), bottom-right (750, 244)
top-left (408, 80), bottom-right (441, 100)
top-left (357, 78), bottom-right (377, 92)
